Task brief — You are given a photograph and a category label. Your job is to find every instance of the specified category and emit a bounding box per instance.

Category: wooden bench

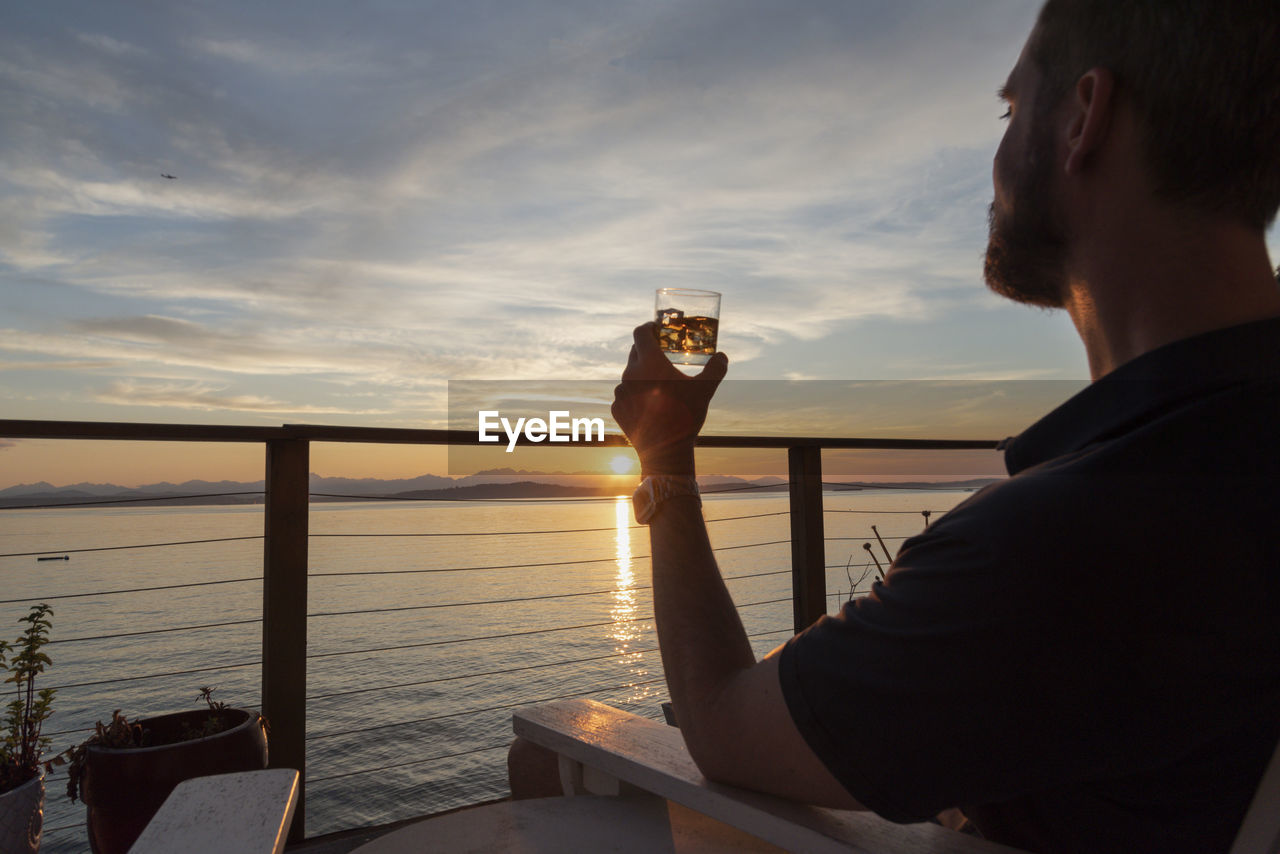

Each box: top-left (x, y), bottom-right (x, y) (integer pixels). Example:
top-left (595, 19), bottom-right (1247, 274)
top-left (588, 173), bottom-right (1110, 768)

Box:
top-left (127, 768), bottom-right (299, 854)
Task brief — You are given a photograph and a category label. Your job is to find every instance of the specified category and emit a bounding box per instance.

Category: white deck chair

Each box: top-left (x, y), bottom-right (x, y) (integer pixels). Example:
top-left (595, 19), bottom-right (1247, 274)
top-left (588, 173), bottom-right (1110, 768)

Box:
top-left (515, 699), bottom-right (1280, 854)
top-left (126, 768), bottom-right (299, 854)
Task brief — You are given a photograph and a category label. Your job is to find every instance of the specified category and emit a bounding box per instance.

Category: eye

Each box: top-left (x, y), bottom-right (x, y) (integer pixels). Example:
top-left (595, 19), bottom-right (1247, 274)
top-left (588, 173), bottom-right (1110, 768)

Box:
top-left (999, 108), bottom-right (1012, 121)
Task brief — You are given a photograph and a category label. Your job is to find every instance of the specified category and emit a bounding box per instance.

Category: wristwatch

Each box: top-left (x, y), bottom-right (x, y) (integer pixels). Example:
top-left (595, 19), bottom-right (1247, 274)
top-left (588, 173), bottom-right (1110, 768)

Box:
top-left (632, 475), bottom-right (701, 524)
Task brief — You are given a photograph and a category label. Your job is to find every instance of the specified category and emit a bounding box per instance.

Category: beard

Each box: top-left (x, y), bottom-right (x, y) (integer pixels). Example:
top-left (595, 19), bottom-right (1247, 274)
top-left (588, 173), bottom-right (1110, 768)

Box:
top-left (983, 123), bottom-right (1070, 309)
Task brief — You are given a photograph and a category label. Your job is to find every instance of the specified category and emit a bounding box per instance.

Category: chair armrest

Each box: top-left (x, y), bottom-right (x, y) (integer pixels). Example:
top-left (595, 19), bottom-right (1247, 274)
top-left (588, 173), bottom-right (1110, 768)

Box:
top-left (513, 699), bottom-right (1024, 854)
top-left (128, 768), bottom-right (299, 854)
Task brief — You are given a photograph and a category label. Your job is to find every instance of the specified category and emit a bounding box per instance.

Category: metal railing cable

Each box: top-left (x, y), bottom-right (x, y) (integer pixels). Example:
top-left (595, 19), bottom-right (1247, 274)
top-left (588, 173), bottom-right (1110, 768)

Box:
top-left (820, 480), bottom-right (997, 491)
top-left (0, 510), bottom-right (785, 560)
top-left (307, 648), bottom-right (663, 702)
top-left (50, 617), bottom-right (262, 645)
top-left (40, 627), bottom-right (795, 740)
top-left (0, 536), bottom-right (262, 559)
top-left (307, 567), bottom-right (789, 620)
top-left (309, 509), bottom-right (790, 538)
top-left (825, 508), bottom-right (946, 515)
top-left (44, 658), bottom-right (258, 692)
top-left (2, 542), bottom-right (791, 606)
top-left (0, 491), bottom-right (265, 511)
top-left (308, 676), bottom-right (672, 744)
top-left (310, 538), bottom-right (790, 579)
top-left (306, 627), bottom-right (792, 704)
top-left (38, 602), bottom-right (790, 694)
top-left (308, 598), bottom-right (790, 662)
top-left (306, 482), bottom-right (787, 504)
top-left (308, 742), bottom-right (512, 784)
top-left (36, 569), bottom-right (790, 647)
top-left (0, 576), bottom-right (260, 606)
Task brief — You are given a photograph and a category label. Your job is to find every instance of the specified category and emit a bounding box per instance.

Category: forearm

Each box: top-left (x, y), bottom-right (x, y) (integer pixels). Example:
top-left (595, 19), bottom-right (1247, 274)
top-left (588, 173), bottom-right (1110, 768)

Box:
top-left (648, 494), bottom-right (756, 767)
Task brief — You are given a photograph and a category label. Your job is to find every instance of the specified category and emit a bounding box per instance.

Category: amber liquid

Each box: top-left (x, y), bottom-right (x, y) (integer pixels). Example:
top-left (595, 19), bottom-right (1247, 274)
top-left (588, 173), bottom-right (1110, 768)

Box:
top-left (657, 309), bottom-right (719, 359)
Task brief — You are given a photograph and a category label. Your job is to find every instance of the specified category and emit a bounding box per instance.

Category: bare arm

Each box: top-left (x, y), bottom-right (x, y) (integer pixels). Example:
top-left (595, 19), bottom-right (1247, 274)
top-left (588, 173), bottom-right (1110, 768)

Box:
top-left (612, 324), bottom-right (863, 810)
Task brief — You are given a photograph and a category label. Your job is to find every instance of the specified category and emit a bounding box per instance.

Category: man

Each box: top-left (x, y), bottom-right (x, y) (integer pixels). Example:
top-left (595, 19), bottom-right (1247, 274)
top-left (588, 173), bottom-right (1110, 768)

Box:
top-left (515, 1), bottom-right (1280, 850)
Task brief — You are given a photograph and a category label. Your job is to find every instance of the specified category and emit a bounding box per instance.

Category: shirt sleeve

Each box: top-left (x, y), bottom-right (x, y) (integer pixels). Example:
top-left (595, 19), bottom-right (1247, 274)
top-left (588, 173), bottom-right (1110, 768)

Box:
top-left (776, 479), bottom-right (1150, 823)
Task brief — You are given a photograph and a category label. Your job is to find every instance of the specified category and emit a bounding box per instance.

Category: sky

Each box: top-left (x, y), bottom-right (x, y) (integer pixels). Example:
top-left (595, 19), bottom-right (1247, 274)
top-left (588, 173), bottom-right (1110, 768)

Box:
top-left (2, 1), bottom-right (1277, 487)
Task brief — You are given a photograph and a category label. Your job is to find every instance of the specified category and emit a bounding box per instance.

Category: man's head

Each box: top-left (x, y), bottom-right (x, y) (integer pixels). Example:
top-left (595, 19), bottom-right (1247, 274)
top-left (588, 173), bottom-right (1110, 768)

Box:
top-left (984, 0), bottom-right (1280, 307)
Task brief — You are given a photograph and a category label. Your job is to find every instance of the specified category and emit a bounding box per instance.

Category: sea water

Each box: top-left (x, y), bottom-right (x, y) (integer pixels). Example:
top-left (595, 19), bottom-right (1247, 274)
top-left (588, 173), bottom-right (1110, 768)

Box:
top-left (0, 489), bottom-right (968, 850)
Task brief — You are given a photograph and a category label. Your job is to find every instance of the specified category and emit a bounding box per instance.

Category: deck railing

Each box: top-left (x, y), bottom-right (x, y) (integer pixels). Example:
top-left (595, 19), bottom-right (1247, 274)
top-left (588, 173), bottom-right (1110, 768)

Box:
top-left (0, 418), bottom-right (997, 845)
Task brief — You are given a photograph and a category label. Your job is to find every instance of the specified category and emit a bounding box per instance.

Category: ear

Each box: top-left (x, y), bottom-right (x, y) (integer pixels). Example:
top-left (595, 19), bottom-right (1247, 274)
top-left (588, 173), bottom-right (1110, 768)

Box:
top-left (1063, 67), bottom-right (1116, 175)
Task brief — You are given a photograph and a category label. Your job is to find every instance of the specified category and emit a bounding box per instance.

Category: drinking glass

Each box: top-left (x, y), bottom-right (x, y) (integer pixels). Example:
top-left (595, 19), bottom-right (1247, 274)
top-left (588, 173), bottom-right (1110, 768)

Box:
top-left (654, 288), bottom-right (721, 366)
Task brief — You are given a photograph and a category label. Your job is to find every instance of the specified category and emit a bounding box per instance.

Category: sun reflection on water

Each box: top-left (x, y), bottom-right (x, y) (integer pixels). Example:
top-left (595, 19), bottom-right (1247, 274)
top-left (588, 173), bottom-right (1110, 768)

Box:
top-left (610, 496), bottom-right (655, 703)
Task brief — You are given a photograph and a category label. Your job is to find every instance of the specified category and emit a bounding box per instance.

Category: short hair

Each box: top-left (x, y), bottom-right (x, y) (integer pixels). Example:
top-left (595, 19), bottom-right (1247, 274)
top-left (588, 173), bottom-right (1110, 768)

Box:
top-left (1029, 0), bottom-right (1280, 230)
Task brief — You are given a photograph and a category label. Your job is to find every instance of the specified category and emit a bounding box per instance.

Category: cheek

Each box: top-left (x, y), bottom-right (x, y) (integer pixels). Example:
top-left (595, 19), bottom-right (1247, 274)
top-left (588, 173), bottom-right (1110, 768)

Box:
top-left (992, 135), bottom-right (1012, 199)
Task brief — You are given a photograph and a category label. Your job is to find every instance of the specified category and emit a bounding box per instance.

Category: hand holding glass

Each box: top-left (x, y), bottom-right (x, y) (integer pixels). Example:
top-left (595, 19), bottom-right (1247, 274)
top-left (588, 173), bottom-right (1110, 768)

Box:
top-left (655, 288), bottom-right (720, 366)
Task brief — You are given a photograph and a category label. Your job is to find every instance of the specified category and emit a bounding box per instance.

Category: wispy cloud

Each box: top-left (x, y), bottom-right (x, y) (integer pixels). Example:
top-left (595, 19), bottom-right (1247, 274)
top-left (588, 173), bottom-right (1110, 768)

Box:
top-left (93, 379), bottom-right (394, 415)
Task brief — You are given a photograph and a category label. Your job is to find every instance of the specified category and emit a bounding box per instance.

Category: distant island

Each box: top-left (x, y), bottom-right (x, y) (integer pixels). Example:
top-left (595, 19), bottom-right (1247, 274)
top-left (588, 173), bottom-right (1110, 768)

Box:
top-left (0, 473), bottom-right (1004, 509)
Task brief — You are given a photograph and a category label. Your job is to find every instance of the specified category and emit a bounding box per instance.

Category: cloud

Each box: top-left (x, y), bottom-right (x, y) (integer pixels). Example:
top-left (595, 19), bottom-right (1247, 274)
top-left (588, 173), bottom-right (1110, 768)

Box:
top-left (93, 380), bottom-right (394, 415)
top-left (76, 32), bottom-right (149, 59)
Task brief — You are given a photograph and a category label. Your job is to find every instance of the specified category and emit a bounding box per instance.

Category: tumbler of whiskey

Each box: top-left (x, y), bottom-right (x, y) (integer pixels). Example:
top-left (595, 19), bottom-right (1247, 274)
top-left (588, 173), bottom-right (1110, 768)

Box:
top-left (655, 288), bottom-right (720, 366)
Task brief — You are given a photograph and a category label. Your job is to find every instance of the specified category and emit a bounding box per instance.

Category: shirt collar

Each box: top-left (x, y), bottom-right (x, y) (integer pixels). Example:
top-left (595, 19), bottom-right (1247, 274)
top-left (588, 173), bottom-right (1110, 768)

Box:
top-left (1002, 316), bottom-right (1280, 475)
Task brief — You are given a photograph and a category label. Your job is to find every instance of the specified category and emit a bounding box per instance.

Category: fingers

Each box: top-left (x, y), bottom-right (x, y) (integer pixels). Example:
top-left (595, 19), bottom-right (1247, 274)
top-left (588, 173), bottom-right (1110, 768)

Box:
top-left (632, 321), bottom-right (660, 351)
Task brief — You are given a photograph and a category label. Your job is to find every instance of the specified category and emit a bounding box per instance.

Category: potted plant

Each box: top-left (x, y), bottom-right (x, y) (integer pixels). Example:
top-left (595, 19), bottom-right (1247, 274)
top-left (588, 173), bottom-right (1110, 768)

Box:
top-left (65, 687), bottom-right (268, 854)
top-left (0, 603), bottom-right (57, 854)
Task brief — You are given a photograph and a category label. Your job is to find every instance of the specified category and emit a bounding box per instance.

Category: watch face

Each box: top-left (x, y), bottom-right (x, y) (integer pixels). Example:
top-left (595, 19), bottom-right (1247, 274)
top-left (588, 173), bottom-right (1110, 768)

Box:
top-left (632, 478), bottom-right (657, 523)
top-left (633, 476), bottom-right (698, 524)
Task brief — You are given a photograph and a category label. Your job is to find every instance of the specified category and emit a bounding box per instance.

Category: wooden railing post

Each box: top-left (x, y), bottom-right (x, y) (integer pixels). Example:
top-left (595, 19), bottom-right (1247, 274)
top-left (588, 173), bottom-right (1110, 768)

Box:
top-left (263, 438), bottom-right (309, 843)
top-left (788, 446), bottom-right (826, 633)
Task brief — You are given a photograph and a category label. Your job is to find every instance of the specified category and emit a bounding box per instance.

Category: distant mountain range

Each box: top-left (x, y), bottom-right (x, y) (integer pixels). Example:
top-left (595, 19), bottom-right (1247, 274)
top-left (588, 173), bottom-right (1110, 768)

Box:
top-left (0, 473), bottom-right (1002, 508)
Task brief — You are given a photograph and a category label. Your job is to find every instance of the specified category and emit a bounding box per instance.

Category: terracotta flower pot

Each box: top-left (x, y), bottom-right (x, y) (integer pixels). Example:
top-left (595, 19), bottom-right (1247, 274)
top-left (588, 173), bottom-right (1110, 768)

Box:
top-left (80, 708), bottom-right (268, 854)
top-left (0, 774), bottom-right (44, 854)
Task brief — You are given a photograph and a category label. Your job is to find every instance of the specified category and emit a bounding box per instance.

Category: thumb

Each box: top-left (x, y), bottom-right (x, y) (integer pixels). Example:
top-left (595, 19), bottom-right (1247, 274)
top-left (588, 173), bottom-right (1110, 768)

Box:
top-left (696, 351), bottom-right (729, 385)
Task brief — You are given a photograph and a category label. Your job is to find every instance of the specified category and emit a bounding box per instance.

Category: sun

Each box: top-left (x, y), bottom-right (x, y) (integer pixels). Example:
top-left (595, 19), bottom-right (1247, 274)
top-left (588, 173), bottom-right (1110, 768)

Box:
top-left (609, 454), bottom-right (636, 475)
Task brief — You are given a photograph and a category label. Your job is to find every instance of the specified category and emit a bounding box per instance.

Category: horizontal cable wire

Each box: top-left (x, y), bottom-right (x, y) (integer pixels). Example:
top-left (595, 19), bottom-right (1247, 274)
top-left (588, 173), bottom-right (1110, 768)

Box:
top-left (50, 617), bottom-right (262, 645)
top-left (8, 547), bottom-right (798, 611)
top-left (45, 629), bottom-right (793, 737)
top-left (308, 742), bottom-right (510, 784)
top-left (36, 570), bottom-right (788, 647)
top-left (0, 510), bottom-right (787, 561)
top-left (309, 509), bottom-right (789, 539)
top-left (45, 658), bottom-right (258, 692)
top-left (307, 482), bottom-right (786, 504)
top-left (825, 508), bottom-right (942, 515)
top-left (307, 647), bottom-right (662, 701)
top-left (309, 599), bottom-right (789, 662)
top-left (0, 576), bottom-right (259, 606)
top-left (0, 535), bottom-right (262, 559)
top-left (310, 491), bottom-right (632, 505)
top-left (0, 491), bottom-right (264, 511)
top-left (310, 538), bottom-right (790, 579)
top-left (306, 627), bottom-right (790, 703)
top-left (308, 567), bottom-right (789, 620)
top-left (820, 481), bottom-right (994, 491)
top-left (309, 677), bottom-right (669, 742)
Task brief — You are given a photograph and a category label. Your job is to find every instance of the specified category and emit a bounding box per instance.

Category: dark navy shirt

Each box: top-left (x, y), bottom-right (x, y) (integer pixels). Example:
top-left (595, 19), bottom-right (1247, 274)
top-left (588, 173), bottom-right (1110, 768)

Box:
top-left (779, 317), bottom-right (1280, 854)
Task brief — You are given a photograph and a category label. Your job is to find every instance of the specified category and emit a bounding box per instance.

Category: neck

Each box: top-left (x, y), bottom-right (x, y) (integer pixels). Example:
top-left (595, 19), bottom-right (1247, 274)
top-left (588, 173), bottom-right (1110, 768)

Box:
top-left (1062, 213), bottom-right (1280, 380)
